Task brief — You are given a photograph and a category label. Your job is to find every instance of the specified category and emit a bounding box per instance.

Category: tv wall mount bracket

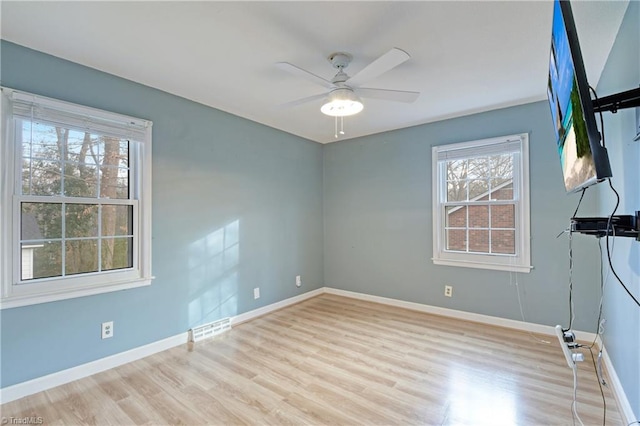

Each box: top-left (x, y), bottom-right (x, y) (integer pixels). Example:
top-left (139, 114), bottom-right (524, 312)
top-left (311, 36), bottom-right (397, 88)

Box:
top-left (592, 87), bottom-right (640, 114)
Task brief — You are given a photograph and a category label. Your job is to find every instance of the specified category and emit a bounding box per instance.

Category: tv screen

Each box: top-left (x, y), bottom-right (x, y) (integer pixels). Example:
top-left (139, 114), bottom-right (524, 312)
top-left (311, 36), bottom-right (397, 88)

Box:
top-left (547, 0), bottom-right (611, 193)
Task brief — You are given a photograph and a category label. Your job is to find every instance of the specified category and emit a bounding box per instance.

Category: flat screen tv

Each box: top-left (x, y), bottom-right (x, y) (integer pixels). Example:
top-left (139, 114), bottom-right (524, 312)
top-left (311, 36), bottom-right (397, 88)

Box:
top-left (547, 0), bottom-right (612, 193)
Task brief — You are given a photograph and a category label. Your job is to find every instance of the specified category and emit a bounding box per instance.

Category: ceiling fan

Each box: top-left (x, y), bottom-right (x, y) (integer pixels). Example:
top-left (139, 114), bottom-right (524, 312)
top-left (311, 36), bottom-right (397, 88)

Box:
top-left (276, 47), bottom-right (420, 118)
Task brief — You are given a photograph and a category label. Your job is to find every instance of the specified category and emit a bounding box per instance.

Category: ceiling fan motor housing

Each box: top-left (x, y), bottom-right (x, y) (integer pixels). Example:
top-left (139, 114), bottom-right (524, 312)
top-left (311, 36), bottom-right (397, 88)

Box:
top-left (328, 52), bottom-right (353, 70)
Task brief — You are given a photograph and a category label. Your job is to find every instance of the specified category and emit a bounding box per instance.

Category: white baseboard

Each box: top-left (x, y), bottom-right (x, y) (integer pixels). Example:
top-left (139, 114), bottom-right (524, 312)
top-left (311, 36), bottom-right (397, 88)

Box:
top-left (0, 332), bottom-right (189, 405)
top-left (231, 287), bottom-right (324, 325)
top-left (324, 287), bottom-right (596, 341)
top-left (324, 287), bottom-right (636, 424)
top-left (600, 345), bottom-right (637, 424)
top-left (0, 288), bottom-right (324, 405)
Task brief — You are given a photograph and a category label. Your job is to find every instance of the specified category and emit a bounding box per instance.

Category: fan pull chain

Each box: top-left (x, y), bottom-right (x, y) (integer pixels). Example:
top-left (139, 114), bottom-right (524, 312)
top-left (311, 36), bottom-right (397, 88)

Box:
top-left (333, 116), bottom-right (348, 139)
top-left (334, 116), bottom-right (347, 139)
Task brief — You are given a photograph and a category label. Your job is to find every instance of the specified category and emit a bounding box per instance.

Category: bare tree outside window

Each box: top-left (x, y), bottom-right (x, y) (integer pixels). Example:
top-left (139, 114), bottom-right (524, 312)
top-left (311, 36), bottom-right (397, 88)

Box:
top-left (19, 121), bottom-right (133, 281)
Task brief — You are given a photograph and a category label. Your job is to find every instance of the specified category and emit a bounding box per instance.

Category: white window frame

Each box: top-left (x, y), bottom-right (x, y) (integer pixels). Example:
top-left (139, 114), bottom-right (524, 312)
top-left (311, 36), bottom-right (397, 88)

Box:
top-left (432, 133), bottom-right (532, 273)
top-left (0, 88), bottom-right (153, 309)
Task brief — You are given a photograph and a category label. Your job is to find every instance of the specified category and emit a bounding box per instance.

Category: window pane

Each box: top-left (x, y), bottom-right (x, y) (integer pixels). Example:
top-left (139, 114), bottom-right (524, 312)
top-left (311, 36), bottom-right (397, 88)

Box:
top-left (102, 237), bottom-right (133, 271)
top-left (65, 204), bottom-right (99, 238)
top-left (21, 122), bottom-right (74, 196)
top-left (21, 202), bottom-right (62, 239)
top-left (99, 137), bottom-right (129, 199)
top-left (23, 160), bottom-right (62, 196)
top-left (99, 138), bottom-right (128, 166)
top-left (65, 130), bottom-right (93, 160)
top-left (491, 230), bottom-right (515, 254)
top-left (21, 121), bottom-right (61, 161)
top-left (467, 157), bottom-right (488, 179)
top-left (490, 179), bottom-right (513, 200)
top-left (468, 179), bottom-right (489, 200)
top-left (445, 206), bottom-right (467, 227)
top-left (100, 168), bottom-right (129, 199)
top-left (21, 241), bottom-right (62, 280)
top-left (469, 229), bottom-right (489, 253)
top-left (63, 163), bottom-right (98, 197)
top-left (65, 240), bottom-right (99, 275)
top-left (102, 205), bottom-right (133, 236)
top-left (468, 205), bottom-right (489, 228)
top-left (491, 204), bottom-right (515, 229)
top-left (446, 159), bottom-right (468, 202)
top-left (446, 229), bottom-right (467, 251)
top-left (447, 180), bottom-right (468, 202)
top-left (490, 154), bottom-right (513, 179)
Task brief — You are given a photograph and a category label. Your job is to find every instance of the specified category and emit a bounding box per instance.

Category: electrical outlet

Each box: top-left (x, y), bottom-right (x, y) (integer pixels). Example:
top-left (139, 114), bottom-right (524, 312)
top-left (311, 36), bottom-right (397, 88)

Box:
top-left (295, 275), bottom-right (302, 287)
top-left (101, 321), bottom-right (114, 339)
top-left (254, 287), bottom-right (260, 299)
top-left (444, 285), bottom-right (453, 297)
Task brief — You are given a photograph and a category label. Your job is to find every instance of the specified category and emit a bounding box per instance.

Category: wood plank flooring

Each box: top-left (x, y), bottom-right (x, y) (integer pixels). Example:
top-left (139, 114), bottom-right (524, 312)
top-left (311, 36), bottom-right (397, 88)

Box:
top-left (1, 294), bottom-right (622, 425)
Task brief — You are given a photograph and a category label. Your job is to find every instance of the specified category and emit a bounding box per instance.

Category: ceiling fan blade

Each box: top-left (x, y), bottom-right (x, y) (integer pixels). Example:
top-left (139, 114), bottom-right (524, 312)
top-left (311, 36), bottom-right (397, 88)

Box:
top-left (276, 92), bottom-right (327, 109)
top-left (276, 62), bottom-right (335, 89)
top-left (346, 48), bottom-right (411, 87)
top-left (356, 88), bottom-right (420, 103)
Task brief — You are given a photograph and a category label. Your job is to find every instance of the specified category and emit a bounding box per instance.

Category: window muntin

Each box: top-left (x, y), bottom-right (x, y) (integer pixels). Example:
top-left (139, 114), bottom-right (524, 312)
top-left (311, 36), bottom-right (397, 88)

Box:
top-left (1, 88), bottom-right (153, 308)
top-left (432, 134), bottom-right (531, 273)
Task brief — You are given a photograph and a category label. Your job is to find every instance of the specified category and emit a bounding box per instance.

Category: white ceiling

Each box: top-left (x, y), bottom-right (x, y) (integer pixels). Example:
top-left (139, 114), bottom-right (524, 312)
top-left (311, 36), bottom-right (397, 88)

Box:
top-left (0, 1), bottom-right (629, 144)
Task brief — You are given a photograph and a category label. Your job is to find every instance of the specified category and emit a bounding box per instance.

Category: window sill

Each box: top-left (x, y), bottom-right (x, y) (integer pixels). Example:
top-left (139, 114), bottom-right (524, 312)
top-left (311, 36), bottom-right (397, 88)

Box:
top-left (432, 258), bottom-right (532, 273)
top-left (0, 277), bottom-right (154, 310)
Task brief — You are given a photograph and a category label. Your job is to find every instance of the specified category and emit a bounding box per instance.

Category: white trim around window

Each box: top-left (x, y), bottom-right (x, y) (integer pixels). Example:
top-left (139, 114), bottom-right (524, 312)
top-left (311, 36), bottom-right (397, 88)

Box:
top-left (432, 133), bottom-right (532, 273)
top-left (0, 87), bottom-right (154, 309)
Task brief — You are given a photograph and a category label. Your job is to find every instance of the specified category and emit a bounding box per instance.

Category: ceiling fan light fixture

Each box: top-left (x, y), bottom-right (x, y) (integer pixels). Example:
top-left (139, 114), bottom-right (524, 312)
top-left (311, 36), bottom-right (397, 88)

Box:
top-left (320, 88), bottom-right (363, 117)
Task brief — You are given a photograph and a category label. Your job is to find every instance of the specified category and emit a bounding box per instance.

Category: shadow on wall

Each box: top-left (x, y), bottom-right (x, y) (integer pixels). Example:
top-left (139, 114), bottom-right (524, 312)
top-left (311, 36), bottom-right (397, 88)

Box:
top-left (187, 219), bottom-right (240, 326)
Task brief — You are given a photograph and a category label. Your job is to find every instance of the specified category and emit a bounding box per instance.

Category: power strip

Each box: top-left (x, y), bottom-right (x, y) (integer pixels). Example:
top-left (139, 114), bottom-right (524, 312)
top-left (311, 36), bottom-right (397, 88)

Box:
top-left (555, 325), bottom-right (584, 368)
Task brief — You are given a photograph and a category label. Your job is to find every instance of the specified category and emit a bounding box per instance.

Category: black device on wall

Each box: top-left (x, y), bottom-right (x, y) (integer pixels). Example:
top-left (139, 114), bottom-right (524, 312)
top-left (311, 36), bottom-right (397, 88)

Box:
top-left (547, 0), bottom-right (640, 240)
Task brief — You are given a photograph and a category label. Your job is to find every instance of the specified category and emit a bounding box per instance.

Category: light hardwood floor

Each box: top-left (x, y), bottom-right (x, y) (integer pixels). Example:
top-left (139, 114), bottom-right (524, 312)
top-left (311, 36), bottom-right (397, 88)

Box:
top-left (1, 294), bottom-right (622, 425)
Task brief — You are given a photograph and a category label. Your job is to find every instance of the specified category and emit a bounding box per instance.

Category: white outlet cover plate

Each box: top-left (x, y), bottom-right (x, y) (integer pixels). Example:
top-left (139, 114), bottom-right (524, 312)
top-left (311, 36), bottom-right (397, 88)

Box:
top-left (101, 321), bottom-right (113, 339)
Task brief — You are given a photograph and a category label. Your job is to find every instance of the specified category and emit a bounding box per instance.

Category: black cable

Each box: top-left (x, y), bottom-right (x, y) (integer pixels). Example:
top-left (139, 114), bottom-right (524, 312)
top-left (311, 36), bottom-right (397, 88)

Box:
top-left (568, 229), bottom-right (574, 329)
top-left (572, 188), bottom-right (587, 218)
top-left (605, 180), bottom-right (640, 307)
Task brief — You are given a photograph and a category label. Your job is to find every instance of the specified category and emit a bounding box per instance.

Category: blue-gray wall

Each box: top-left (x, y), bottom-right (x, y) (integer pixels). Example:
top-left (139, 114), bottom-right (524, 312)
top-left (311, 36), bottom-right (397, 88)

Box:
top-left (595, 1), bottom-right (639, 418)
top-left (0, 41), bottom-right (325, 388)
top-left (324, 101), bottom-right (601, 331)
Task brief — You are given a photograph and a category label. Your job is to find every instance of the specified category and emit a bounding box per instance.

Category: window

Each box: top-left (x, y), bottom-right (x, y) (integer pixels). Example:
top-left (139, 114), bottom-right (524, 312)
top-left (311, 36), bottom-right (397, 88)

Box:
top-left (432, 134), bottom-right (531, 273)
top-left (1, 88), bottom-right (153, 308)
